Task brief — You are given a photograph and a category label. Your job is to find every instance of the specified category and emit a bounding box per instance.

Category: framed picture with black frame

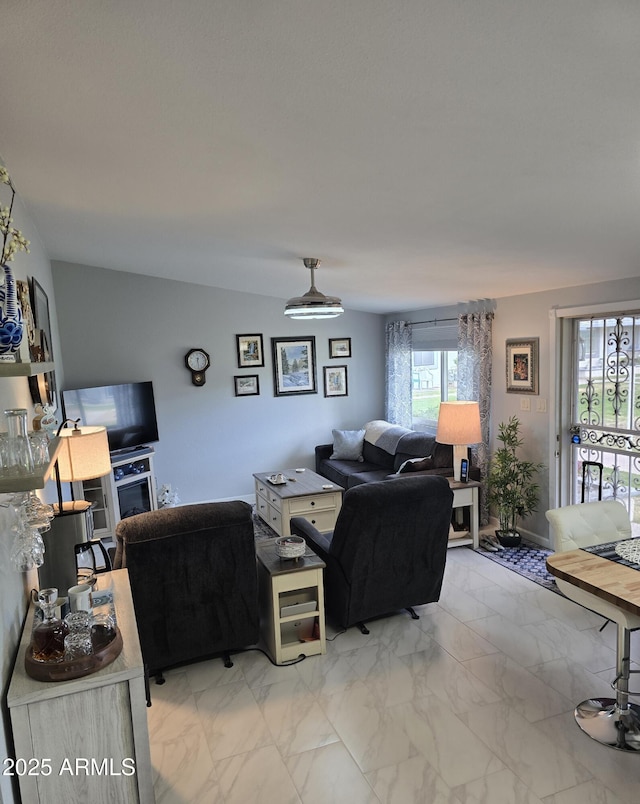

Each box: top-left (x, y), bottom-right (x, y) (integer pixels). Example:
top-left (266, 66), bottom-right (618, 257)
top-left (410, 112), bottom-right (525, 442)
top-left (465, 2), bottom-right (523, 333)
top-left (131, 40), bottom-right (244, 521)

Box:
top-left (323, 365), bottom-right (348, 397)
top-left (328, 337), bottom-right (351, 359)
top-left (506, 337), bottom-right (539, 394)
top-left (236, 333), bottom-right (264, 368)
top-left (234, 375), bottom-right (260, 396)
top-left (28, 277), bottom-right (57, 406)
top-left (271, 336), bottom-right (317, 396)
top-left (29, 277), bottom-right (53, 362)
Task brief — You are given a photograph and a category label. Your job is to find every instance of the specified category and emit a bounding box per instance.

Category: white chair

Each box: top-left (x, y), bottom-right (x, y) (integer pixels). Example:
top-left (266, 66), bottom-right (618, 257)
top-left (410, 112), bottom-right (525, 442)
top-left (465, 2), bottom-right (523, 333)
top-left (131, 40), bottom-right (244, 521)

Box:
top-left (546, 500), bottom-right (640, 751)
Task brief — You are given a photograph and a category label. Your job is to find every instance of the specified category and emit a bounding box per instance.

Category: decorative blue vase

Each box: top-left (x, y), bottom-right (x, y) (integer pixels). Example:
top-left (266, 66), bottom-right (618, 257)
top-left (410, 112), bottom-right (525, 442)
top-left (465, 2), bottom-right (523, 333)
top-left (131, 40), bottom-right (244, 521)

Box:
top-left (0, 263), bottom-right (24, 361)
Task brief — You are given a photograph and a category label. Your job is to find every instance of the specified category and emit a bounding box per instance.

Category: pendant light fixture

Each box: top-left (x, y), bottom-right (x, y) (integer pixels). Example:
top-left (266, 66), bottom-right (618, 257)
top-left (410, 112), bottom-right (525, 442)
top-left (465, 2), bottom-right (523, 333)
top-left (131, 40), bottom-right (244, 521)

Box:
top-left (284, 258), bottom-right (344, 319)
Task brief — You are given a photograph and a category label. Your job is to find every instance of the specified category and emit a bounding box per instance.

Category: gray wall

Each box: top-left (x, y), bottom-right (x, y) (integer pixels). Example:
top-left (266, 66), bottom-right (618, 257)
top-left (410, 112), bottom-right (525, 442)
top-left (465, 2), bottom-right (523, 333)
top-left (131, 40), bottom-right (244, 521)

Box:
top-left (52, 261), bottom-right (386, 504)
top-left (0, 184), bottom-right (64, 804)
top-left (388, 275), bottom-right (640, 544)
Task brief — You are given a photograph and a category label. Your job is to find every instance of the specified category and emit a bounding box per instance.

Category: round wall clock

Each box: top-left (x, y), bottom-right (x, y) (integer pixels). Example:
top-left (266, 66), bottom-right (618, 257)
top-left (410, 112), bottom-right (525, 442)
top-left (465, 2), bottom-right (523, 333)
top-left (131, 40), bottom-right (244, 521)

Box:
top-left (185, 348), bottom-right (210, 386)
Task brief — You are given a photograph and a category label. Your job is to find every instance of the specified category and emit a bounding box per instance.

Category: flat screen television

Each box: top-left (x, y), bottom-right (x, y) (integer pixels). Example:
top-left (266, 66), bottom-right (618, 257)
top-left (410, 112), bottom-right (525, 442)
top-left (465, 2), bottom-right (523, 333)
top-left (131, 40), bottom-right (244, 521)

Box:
top-left (61, 381), bottom-right (159, 453)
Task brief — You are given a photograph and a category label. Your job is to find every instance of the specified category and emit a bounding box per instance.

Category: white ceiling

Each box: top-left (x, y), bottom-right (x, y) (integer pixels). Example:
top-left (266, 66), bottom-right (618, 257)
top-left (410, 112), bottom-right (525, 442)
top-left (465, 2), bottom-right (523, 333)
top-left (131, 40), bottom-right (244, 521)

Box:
top-left (2, 1), bottom-right (640, 314)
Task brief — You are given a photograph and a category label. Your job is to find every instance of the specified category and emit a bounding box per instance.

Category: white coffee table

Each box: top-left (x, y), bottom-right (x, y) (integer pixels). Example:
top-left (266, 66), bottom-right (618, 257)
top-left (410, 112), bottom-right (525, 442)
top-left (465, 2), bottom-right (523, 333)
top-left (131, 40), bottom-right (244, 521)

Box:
top-left (253, 469), bottom-right (343, 537)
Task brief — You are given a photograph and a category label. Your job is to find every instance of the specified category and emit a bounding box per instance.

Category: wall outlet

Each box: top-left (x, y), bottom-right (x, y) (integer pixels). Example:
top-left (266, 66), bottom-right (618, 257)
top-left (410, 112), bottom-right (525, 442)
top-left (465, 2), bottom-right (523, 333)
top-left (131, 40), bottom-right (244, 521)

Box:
top-left (520, 397), bottom-right (531, 411)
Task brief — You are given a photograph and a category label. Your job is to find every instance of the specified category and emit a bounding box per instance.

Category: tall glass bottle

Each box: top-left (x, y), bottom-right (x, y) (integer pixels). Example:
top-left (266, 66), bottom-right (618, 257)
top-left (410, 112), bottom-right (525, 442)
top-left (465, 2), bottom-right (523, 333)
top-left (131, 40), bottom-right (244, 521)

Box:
top-left (32, 588), bottom-right (69, 663)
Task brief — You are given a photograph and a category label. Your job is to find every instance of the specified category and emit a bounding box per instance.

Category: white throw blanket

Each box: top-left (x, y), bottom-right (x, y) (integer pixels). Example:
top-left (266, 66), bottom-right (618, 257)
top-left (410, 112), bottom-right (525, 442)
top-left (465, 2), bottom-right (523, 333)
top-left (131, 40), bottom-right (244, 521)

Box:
top-left (364, 420), bottom-right (411, 454)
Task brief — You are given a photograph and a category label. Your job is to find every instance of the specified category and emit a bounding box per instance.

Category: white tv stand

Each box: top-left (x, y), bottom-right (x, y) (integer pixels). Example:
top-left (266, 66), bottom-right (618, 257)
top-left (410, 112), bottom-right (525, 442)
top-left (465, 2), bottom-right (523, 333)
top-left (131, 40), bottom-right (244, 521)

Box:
top-left (74, 446), bottom-right (158, 541)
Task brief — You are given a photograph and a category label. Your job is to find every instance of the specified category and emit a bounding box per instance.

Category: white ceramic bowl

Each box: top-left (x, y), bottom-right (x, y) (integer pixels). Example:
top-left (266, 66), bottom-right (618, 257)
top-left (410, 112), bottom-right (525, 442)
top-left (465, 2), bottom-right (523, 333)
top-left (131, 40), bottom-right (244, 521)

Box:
top-left (275, 536), bottom-right (306, 559)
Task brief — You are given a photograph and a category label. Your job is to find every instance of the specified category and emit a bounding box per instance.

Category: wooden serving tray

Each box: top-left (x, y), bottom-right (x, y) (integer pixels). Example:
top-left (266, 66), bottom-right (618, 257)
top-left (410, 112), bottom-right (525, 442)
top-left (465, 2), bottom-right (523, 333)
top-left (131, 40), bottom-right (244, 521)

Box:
top-left (24, 627), bottom-right (123, 682)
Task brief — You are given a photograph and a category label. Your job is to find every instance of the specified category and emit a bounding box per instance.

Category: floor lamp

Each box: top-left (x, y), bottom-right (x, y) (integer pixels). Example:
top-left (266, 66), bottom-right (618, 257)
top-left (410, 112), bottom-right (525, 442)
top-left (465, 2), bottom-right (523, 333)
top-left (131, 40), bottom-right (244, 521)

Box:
top-left (38, 420), bottom-right (111, 594)
top-left (436, 401), bottom-right (482, 481)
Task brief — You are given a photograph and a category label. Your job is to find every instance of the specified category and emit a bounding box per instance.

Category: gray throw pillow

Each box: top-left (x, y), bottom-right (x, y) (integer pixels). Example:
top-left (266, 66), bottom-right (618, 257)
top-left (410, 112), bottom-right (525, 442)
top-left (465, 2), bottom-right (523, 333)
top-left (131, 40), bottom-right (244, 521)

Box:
top-left (331, 429), bottom-right (365, 462)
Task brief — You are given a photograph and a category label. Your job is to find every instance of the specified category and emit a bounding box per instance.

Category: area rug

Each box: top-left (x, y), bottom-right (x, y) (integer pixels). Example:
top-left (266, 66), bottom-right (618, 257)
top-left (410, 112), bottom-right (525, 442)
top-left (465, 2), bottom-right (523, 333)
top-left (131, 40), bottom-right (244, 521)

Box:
top-left (254, 508), bottom-right (558, 593)
top-left (253, 509), bottom-right (279, 541)
top-left (474, 538), bottom-right (558, 592)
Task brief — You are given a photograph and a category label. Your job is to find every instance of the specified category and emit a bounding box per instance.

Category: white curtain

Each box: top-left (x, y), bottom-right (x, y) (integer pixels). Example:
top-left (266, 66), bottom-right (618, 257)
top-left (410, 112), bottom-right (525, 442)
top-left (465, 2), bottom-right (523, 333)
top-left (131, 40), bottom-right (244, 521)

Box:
top-left (458, 312), bottom-right (493, 524)
top-left (385, 320), bottom-right (412, 427)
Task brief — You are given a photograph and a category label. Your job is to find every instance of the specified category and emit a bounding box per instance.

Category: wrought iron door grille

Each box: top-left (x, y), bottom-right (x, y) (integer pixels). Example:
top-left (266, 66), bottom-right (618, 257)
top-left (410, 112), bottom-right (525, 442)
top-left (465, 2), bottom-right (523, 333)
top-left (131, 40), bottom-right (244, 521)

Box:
top-left (572, 315), bottom-right (640, 519)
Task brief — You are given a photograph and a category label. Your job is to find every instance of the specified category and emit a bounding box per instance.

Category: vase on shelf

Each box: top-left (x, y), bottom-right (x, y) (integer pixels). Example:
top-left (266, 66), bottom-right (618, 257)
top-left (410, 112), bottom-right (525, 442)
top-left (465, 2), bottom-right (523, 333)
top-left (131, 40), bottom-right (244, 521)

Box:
top-left (0, 263), bottom-right (24, 362)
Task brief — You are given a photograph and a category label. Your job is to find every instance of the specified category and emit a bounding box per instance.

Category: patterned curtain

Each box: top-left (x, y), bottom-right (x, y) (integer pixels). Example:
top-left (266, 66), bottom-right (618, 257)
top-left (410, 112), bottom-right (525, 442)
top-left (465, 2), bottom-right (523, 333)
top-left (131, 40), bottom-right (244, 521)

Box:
top-left (458, 312), bottom-right (493, 524)
top-left (385, 321), bottom-right (412, 428)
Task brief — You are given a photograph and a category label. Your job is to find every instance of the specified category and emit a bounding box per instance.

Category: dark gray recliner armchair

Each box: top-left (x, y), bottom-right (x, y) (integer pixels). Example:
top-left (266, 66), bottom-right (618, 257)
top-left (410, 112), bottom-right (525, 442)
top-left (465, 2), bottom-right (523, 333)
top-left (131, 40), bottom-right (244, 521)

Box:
top-left (290, 475), bottom-right (453, 632)
top-left (114, 500), bottom-right (259, 683)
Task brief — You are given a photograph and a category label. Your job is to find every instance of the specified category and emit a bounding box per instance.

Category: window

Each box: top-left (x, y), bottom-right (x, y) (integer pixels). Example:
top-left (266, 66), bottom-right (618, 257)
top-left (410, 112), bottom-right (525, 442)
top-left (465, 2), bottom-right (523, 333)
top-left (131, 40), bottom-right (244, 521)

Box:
top-left (411, 349), bottom-right (458, 431)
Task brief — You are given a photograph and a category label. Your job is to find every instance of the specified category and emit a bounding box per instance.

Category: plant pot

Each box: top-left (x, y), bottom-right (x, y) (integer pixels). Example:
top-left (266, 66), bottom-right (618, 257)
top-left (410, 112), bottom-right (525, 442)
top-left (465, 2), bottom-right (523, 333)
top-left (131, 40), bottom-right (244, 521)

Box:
top-left (495, 530), bottom-right (522, 548)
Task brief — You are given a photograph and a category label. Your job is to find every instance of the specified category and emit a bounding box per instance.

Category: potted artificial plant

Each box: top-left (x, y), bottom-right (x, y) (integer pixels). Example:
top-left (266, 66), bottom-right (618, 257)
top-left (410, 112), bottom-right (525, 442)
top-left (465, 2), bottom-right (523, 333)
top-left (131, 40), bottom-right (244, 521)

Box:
top-left (487, 415), bottom-right (543, 547)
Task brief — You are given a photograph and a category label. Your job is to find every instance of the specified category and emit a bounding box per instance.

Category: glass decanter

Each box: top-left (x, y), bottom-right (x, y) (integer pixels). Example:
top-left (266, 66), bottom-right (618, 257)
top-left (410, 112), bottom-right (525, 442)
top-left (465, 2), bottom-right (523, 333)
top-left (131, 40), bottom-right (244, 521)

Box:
top-left (32, 588), bottom-right (69, 663)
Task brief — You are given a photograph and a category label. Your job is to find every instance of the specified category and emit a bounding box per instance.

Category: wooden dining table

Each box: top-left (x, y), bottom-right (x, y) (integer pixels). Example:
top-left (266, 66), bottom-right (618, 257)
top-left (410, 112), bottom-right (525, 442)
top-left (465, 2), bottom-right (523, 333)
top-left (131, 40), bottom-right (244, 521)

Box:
top-left (546, 548), bottom-right (640, 617)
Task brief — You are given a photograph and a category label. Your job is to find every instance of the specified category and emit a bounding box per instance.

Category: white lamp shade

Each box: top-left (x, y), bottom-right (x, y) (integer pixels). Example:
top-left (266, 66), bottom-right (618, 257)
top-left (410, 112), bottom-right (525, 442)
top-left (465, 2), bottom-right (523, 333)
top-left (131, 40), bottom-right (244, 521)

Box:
top-left (56, 426), bottom-right (111, 482)
top-left (436, 401), bottom-right (481, 481)
top-left (436, 401), bottom-right (482, 445)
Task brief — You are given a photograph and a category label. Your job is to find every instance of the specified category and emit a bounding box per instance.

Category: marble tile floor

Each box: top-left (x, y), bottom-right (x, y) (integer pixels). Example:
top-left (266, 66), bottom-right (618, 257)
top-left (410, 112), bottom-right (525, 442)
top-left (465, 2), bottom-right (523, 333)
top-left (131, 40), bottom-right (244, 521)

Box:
top-left (147, 547), bottom-right (640, 804)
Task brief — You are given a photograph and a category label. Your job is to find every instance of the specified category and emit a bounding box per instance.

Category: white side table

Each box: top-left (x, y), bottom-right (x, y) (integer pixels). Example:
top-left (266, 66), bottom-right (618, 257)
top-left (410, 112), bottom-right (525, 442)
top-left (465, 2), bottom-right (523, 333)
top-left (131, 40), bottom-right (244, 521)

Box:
top-left (447, 478), bottom-right (481, 549)
top-left (256, 538), bottom-right (326, 664)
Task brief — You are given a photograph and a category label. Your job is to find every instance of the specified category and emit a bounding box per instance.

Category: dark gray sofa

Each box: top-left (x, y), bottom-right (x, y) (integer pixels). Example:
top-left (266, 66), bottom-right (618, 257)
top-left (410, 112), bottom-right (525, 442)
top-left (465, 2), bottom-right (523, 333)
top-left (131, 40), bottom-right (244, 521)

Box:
top-left (316, 419), bottom-right (477, 490)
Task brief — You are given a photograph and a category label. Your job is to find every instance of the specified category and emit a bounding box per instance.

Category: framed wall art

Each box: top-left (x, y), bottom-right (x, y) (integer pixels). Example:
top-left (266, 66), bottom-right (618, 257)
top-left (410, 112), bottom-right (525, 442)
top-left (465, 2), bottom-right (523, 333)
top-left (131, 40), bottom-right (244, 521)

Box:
top-left (16, 279), bottom-right (36, 361)
top-left (28, 277), bottom-right (57, 406)
top-left (324, 365), bottom-right (348, 397)
top-left (271, 336), bottom-right (317, 396)
top-left (236, 333), bottom-right (264, 368)
top-left (506, 337), bottom-right (539, 394)
top-left (329, 337), bottom-right (351, 359)
top-left (234, 375), bottom-right (260, 397)
top-left (29, 277), bottom-right (54, 362)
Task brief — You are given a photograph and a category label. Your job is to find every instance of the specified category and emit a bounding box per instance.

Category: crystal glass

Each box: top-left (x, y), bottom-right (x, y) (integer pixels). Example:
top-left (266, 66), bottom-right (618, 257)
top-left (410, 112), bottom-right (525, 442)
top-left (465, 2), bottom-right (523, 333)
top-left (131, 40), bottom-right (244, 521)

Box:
top-left (64, 610), bottom-right (93, 633)
top-left (29, 430), bottom-right (50, 468)
top-left (0, 433), bottom-right (7, 476)
top-left (32, 588), bottom-right (68, 663)
top-left (10, 501), bottom-right (46, 571)
top-left (64, 631), bottom-right (93, 661)
top-left (91, 612), bottom-right (116, 649)
top-left (3, 408), bottom-right (34, 476)
top-left (22, 491), bottom-right (54, 530)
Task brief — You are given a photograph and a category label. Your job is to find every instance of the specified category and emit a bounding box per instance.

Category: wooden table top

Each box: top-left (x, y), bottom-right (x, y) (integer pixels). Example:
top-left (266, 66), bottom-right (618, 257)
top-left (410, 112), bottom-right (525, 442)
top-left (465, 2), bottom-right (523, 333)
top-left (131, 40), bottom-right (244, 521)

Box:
top-left (546, 549), bottom-right (640, 617)
top-left (256, 537), bottom-right (326, 576)
top-left (253, 469), bottom-right (343, 500)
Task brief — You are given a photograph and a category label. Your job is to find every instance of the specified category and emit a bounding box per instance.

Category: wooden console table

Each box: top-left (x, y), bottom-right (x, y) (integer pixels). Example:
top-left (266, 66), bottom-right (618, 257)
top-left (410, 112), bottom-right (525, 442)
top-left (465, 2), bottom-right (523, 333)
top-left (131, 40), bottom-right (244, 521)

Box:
top-left (7, 569), bottom-right (155, 803)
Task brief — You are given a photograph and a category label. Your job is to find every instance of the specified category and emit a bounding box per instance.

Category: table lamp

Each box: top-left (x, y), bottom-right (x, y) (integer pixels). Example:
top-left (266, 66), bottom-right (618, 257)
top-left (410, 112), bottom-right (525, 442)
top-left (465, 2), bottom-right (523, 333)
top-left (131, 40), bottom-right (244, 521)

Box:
top-left (53, 419), bottom-right (111, 515)
top-left (38, 419), bottom-right (111, 593)
top-left (436, 401), bottom-right (482, 481)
